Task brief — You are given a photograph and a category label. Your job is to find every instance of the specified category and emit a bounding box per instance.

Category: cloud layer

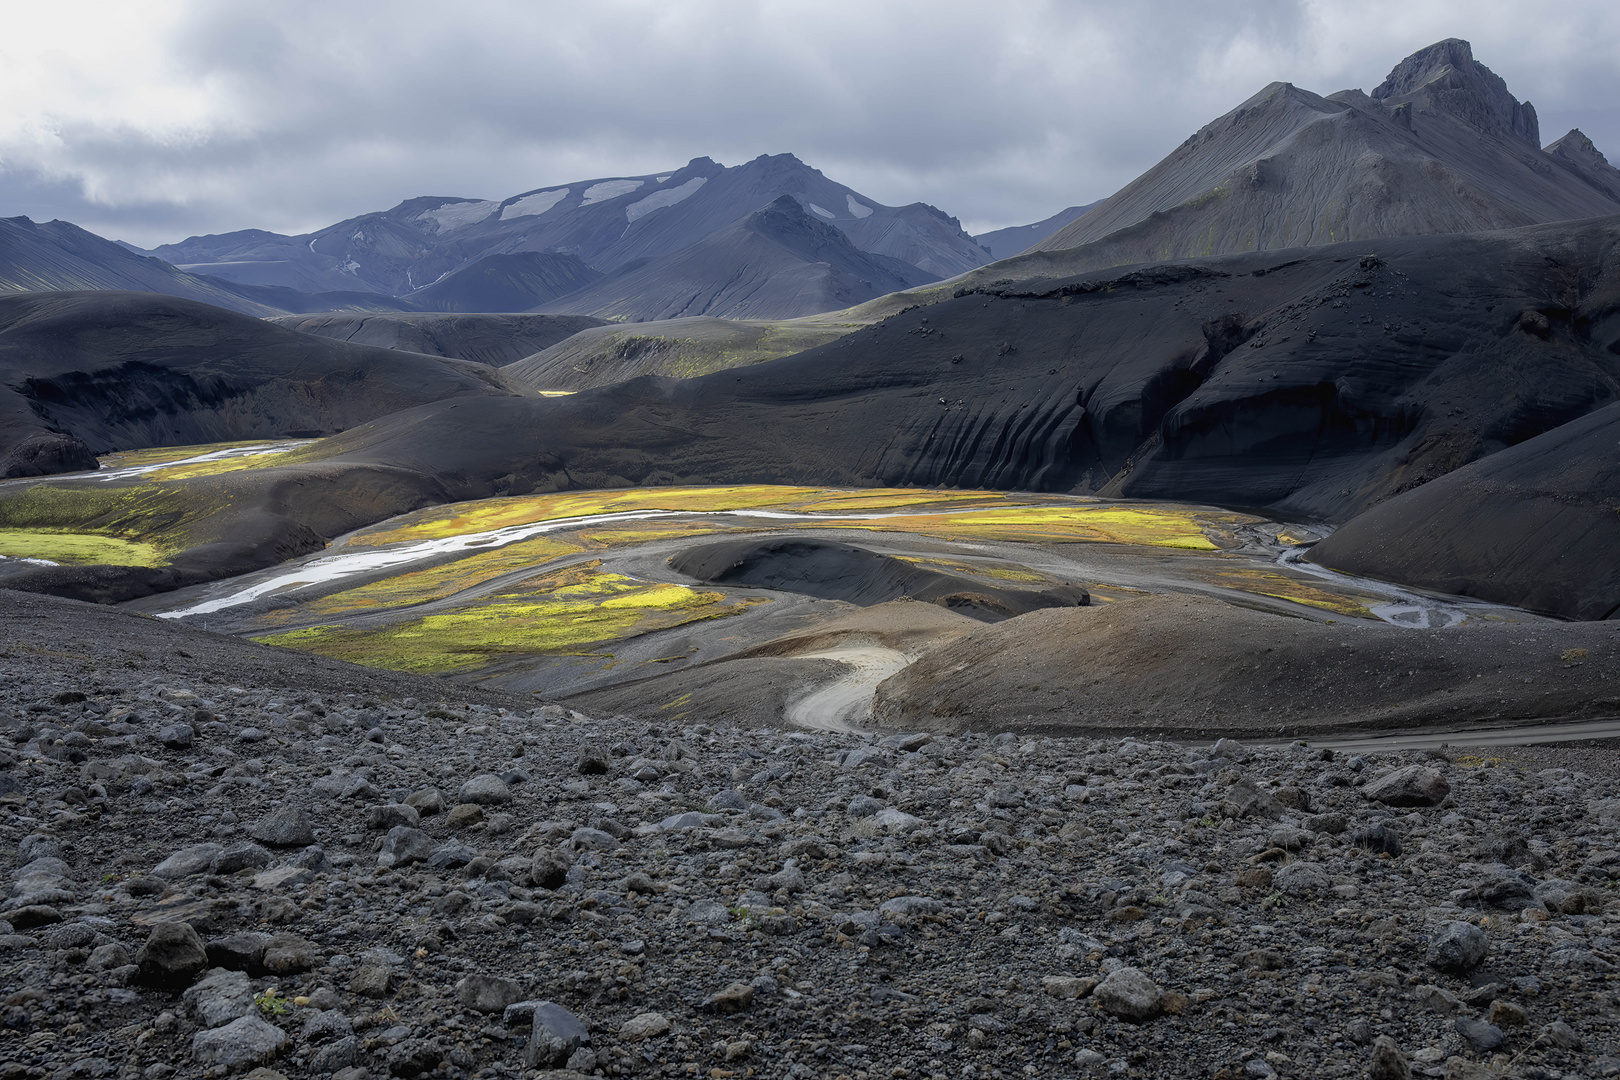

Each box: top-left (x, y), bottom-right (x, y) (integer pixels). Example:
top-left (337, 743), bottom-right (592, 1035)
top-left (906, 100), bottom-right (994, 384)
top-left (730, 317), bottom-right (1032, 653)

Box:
top-left (5, 0), bottom-right (1619, 246)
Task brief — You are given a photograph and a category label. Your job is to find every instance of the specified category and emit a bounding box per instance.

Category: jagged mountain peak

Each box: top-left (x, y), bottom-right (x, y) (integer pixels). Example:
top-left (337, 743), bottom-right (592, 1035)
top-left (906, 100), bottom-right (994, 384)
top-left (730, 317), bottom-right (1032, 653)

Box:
top-left (1371, 37), bottom-right (1539, 145)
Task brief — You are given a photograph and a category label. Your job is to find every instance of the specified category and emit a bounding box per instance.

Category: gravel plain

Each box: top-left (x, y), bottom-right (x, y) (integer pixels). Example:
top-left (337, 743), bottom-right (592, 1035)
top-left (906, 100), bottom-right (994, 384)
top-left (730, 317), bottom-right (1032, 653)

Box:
top-left (2, 591), bottom-right (1618, 1080)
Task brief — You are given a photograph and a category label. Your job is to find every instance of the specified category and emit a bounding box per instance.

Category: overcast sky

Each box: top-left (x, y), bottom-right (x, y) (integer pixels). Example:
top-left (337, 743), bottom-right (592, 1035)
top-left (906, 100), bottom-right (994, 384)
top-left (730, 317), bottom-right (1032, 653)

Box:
top-left (4, 0), bottom-right (1618, 248)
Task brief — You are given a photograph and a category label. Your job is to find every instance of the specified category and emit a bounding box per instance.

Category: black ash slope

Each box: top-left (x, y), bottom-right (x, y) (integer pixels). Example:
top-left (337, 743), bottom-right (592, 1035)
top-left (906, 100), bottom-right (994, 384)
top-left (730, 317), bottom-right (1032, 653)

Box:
top-left (268, 312), bottom-right (609, 368)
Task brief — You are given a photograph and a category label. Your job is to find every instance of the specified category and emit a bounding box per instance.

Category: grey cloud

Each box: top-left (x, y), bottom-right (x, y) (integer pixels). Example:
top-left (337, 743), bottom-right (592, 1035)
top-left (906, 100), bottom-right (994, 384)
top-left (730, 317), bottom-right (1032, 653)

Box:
top-left (4, 0), bottom-right (1619, 246)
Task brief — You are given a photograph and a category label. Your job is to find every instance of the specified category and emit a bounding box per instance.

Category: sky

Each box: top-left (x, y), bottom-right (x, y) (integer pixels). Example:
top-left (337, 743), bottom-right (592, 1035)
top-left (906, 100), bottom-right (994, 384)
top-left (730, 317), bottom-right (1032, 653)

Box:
top-left (3, 0), bottom-right (1619, 248)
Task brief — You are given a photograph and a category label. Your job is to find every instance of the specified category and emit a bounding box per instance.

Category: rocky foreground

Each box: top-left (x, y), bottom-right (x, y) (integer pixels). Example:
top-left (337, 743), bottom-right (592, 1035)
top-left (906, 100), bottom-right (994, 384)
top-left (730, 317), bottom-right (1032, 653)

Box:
top-left (2, 658), bottom-right (1619, 1080)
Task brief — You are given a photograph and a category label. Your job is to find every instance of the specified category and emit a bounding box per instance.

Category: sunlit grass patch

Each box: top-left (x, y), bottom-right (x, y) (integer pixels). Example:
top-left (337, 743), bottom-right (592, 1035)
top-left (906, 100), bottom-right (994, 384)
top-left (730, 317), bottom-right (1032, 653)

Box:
top-left (835, 503), bottom-right (1250, 550)
top-left (142, 451), bottom-right (298, 482)
top-left (1198, 567), bottom-right (1375, 618)
top-left (0, 484), bottom-right (208, 561)
top-left (0, 529), bottom-right (164, 566)
top-left (254, 561), bottom-right (759, 673)
top-left (269, 536), bottom-right (586, 621)
top-left (97, 440), bottom-right (280, 471)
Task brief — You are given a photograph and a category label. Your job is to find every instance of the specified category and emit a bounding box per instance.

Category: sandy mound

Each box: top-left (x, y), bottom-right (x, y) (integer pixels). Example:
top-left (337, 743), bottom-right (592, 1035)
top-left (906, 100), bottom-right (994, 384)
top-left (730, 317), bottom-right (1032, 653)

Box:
top-left (871, 594), bottom-right (1620, 737)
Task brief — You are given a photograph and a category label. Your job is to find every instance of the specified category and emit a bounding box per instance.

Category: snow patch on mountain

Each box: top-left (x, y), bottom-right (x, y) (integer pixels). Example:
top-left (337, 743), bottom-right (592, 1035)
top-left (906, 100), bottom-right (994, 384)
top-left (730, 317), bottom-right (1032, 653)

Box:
top-left (582, 179), bottom-right (646, 206)
top-left (414, 200), bottom-right (499, 233)
top-left (808, 203), bottom-right (836, 219)
top-left (626, 177), bottom-right (708, 223)
top-left (846, 195), bottom-right (874, 219)
top-left (502, 189), bottom-right (569, 220)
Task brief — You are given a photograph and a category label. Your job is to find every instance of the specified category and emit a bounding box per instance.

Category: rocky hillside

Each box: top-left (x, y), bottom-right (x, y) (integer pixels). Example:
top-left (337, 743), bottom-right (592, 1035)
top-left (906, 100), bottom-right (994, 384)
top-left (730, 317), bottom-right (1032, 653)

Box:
top-left (0, 590), bottom-right (1617, 1078)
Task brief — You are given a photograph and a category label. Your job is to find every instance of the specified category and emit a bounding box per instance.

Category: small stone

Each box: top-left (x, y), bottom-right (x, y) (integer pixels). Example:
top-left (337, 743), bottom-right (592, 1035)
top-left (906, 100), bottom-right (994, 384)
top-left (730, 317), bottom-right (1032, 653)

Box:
top-left (190, 1014), bottom-right (288, 1069)
top-left (456, 774), bottom-right (512, 805)
top-left (210, 843), bottom-right (273, 875)
top-left (1453, 1017), bottom-right (1505, 1051)
top-left (404, 788), bottom-right (446, 815)
top-left (1427, 921), bottom-right (1488, 974)
top-left (1487, 1000), bottom-right (1528, 1027)
top-left (378, 826), bottom-right (435, 869)
top-left (1348, 823), bottom-right (1403, 857)
top-left (445, 804), bottom-right (484, 829)
top-left (87, 942), bottom-right (132, 970)
top-left (702, 982), bottom-right (754, 1014)
top-left (1362, 765), bottom-right (1449, 807)
top-left (364, 803), bottom-right (419, 831)
top-left (261, 933), bottom-right (318, 974)
top-left (1041, 975), bottom-right (1097, 999)
top-left (1093, 967), bottom-right (1164, 1023)
top-left (1536, 1020), bottom-right (1582, 1050)
top-left (4, 905), bottom-right (62, 930)
top-left (248, 808), bottom-right (316, 848)
top-left (153, 843), bottom-right (223, 879)
top-left (158, 723), bottom-right (194, 749)
top-left (619, 1011), bottom-right (671, 1041)
top-left (136, 921), bottom-right (209, 987)
top-left (1368, 1036), bottom-right (1411, 1080)
top-left (576, 746), bottom-right (611, 775)
top-left (456, 975), bottom-right (524, 1013)
top-left (525, 1002), bottom-right (588, 1068)
top-left (204, 931), bottom-right (272, 973)
top-left (349, 963), bottom-right (392, 997)
top-left (182, 968), bottom-right (256, 1028)
top-left (1272, 862), bottom-right (1330, 897)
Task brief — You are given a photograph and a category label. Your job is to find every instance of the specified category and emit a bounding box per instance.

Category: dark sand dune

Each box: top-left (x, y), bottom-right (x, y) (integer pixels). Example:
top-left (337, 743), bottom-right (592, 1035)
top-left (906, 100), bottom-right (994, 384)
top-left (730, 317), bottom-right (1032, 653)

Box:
top-left (871, 594), bottom-right (1620, 737)
top-left (1033, 40), bottom-right (1620, 270)
top-left (668, 537), bottom-right (1087, 621)
top-left (269, 311), bottom-right (608, 367)
top-left (1310, 403), bottom-right (1620, 620)
top-left (536, 197), bottom-right (937, 321)
top-left (0, 291), bottom-right (518, 477)
top-left (400, 252), bottom-right (602, 313)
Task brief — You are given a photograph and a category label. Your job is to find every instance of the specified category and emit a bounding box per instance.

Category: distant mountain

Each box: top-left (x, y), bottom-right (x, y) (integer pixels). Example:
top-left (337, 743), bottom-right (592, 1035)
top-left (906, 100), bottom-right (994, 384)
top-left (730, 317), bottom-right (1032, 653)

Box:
top-left (400, 252), bottom-right (602, 313)
top-left (143, 154), bottom-right (990, 319)
top-left (536, 196), bottom-right (938, 322)
top-left (1032, 39), bottom-right (1620, 265)
top-left (269, 312), bottom-right (608, 367)
top-left (0, 217), bottom-right (413, 318)
top-left (974, 203), bottom-right (1098, 260)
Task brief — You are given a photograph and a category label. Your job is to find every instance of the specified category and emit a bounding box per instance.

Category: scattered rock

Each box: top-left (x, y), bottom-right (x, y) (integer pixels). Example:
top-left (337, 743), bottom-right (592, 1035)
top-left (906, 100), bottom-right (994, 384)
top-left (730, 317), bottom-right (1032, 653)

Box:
top-left (1427, 921), bottom-right (1489, 974)
top-left (1092, 967), bottom-right (1164, 1022)
top-left (1363, 765), bottom-right (1450, 807)
top-left (190, 1014), bottom-right (288, 1069)
top-left (135, 921), bottom-right (209, 987)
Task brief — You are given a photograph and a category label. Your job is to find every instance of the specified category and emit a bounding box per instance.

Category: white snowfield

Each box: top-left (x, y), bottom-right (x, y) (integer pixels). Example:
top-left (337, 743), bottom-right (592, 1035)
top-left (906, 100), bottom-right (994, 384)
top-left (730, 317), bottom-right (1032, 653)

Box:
top-left (413, 200), bottom-right (499, 233)
top-left (581, 179), bottom-right (645, 206)
top-left (846, 195), bottom-right (874, 218)
top-left (501, 189), bottom-right (569, 220)
top-left (808, 203), bottom-right (836, 219)
top-left (625, 177), bottom-right (708, 223)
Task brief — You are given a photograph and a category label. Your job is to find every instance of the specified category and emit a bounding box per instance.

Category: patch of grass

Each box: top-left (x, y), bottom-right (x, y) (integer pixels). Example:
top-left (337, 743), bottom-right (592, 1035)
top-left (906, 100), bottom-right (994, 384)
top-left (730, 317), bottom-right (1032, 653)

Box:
top-left (1198, 567), bottom-right (1375, 618)
top-left (255, 562), bottom-right (760, 674)
top-left (96, 440), bottom-right (281, 471)
top-left (274, 536), bottom-right (586, 621)
top-left (0, 529), bottom-right (165, 566)
top-left (142, 450), bottom-right (298, 482)
top-left (0, 483), bottom-right (212, 562)
top-left (835, 503), bottom-right (1248, 550)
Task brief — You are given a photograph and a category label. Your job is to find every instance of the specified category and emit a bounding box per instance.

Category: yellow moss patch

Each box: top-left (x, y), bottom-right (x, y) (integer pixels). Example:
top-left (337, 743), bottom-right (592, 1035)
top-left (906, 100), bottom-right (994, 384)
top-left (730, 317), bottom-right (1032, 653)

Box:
top-left (830, 504), bottom-right (1248, 550)
top-left (278, 536), bottom-right (585, 620)
top-left (1199, 568), bottom-right (1375, 618)
top-left (255, 563), bottom-right (757, 673)
top-left (97, 440), bottom-right (282, 471)
top-left (143, 451), bottom-right (297, 482)
top-left (0, 484), bottom-right (209, 558)
top-left (0, 529), bottom-right (165, 566)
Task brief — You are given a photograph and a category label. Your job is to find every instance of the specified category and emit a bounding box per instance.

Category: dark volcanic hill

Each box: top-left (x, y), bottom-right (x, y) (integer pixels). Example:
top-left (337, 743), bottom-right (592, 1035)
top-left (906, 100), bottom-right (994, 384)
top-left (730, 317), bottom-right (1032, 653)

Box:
top-left (268, 215), bottom-right (1620, 524)
top-left (144, 154), bottom-right (990, 308)
top-left (1308, 402), bottom-right (1620, 620)
top-left (0, 291), bottom-right (518, 477)
top-left (399, 252), bottom-right (603, 313)
top-left (974, 203), bottom-right (1098, 260)
top-left (1032, 40), bottom-right (1620, 268)
top-left (267, 312), bottom-right (608, 367)
top-left (536, 197), bottom-right (939, 321)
